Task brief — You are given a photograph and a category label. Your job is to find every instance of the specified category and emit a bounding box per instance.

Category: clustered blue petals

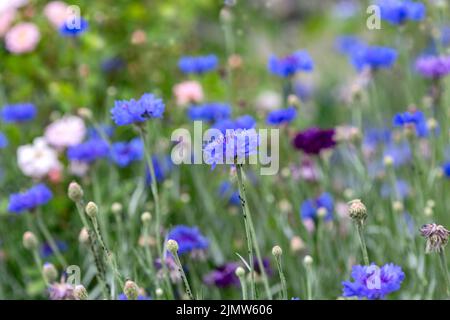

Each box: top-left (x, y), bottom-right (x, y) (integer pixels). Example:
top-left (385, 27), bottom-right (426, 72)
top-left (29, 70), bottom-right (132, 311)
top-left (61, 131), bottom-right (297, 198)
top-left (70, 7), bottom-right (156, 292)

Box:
top-left (268, 50), bottom-right (314, 77)
top-left (393, 110), bottom-right (429, 137)
top-left (67, 138), bottom-right (109, 163)
top-left (187, 103), bottom-right (231, 122)
top-left (111, 93), bottom-right (165, 126)
top-left (266, 107), bottom-right (297, 125)
top-left (213, 115), bottom-right (256, 134)
top-left (110, 138), bottom-right (143, 167)
top-left (59, 17), bottom-right (89, 37)
top-left (167, 225), bottom-right (209, 255)
top-left (378, 0), bottom-right (426, 25)
top-left (342, 263), bottom-right (405, 299)
top-left (178, 55), bottom-right (218, 74)
top-left (8, 184), bottom-right (53, 214)
top-left (350, 45), bottom-right (398, 71)
top-left (1, 103), bottom-right (37, 123)
top-left (300, 192), bottom-right (334, 221)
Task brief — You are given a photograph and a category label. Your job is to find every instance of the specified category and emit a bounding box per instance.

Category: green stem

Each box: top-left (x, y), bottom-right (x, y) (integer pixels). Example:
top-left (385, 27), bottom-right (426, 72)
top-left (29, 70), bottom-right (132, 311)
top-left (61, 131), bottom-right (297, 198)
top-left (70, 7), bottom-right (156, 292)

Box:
top-left (356, 222), bottom-right (370, 266)
top-left (275, 256), bottom-right (287, 300)
top-left (439, 250), bottom-right (450, 297)
top-left (172, 252), bottom-right (194, 300)
top-left (237, 274), bottom-right (248, 300)
top-left (305, 264), bottom-right (312, 300)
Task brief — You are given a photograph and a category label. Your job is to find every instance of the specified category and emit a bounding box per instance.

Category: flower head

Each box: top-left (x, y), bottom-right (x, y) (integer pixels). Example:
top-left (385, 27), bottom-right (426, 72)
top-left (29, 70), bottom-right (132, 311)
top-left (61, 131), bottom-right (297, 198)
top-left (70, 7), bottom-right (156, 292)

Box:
top-left (44, 115), bottom-right (86, 149)
top-left (110, 137), bottom-right (143, 167)
top-left (266, 107), bottom-right (297, 126)
top-left (415, 55), bottom-right (450, 79)
top-left (44, 1), bottom-right (69, 28)
top-left (1, 103), bottom-right (36, 123)
top-left (173, 81), bottom-right (204, 106)
top-left (48, 281), bottom-right (75, 300)
top-left (213, 115), bottom-right (256, 134)
top-left (420, 223), bottom-right (450, 253)
top-left (187, 103), bottom-right (231, 122)
top-left (378, 0), bottom-right (426, 25)
top-left (300, 192), bottom-right (334, 222)
top-left (204, 263), bottom-right (240, 288)
top-left (17, 137), bottom-right (61, 179)
top-left (342, 263), bottom-right (405, 299)
top-left (67, 138), bottom-right (109, 163)
top-left (443, 162), bottom-right (450, 178)
top-left (350, 45), bottom-right (397, 71)
top-left (393, 110), bottom-right (428, 137)
top-left (166, 225), bottom-right (209, 255)
top-left (178, 55), bottom-right (218, 74)
top-left (218, 181), bottom-right (240, 206)
top-left (8, 184), bottom-right (53, 214)
top-left (292, 127), bottom-right (336, 155)
top-left (5, 22), bottom-right (40, 54)
top-left (111, 93), bottom-right (165, 126)
top-left (59, 17), bottom-right (88, 37)
top-left (268, 50), bottom-right (314, 77)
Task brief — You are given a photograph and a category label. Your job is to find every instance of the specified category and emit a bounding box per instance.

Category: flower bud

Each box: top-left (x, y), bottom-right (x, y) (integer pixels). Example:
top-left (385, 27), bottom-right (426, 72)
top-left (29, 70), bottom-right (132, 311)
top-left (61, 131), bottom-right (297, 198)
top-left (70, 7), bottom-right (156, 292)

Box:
top-left (85, 201), bottom-right (98, 219)
top-left (420, 223), bottom-right (450, 253)
top-left (383, 155), bottom-right (394, 167)
top-left (43, 263), bottom-right (58, 283)
top-left (347, 199), bottom-right (367, 223)
top-left (123, 280), bottom-right (139, 300)
top-left (68, 181), bottom-right (83, 202)
top-left (288, 94), bottom-right (300, 107)
top-left (111, 202), bottom-right (122, 215)
top-left (303, 255), bottom-right (313, 266)
top-left (141, 212), bottom-right (152, 224)
top-left (290, 236), bottom-right (305, 253)
top-left (235, 266), bottom-right (245, 278)
top-left (23, 231), bottom-right (38, 250)
top-left (392, 201), bottom-right (404, 212)
top-left (78, 227), bottom-right (90, 244)
top-left (272, 245), bottom-right (282, 257)
top-left (155, 288), bottom-right (163, 297)
top-left (74, 285), bottom-right (88, 300)
top-left (167, 239), bottom-right (179, 254)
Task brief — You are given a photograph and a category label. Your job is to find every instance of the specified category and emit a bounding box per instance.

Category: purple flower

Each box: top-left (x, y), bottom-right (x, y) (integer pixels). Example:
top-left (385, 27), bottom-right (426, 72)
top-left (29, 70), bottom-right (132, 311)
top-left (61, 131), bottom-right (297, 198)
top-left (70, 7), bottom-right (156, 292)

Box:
top-left (378, 0), bottom-right (426, 25)
top-left (292, 128), bottom-right (336, 155)
top-left (342, 263), bottom-right (405, 299)
top-left (187, 103), bottom-right (231, 122)
top-left (167, 225), bottom-right (209, 255)
top-left (67, 138), bottom-right (109, 163)
top-left (204, 263), bottom-right (240, 288)
top-left (393, 110), bottom-right (428, 137)
top-left (300, 192), bottom-right (334, 221)
top-left (415, 55), bottom-right (450, 79)
top-left (1, 103), bottom-right (36, 123)
top-left (111, 93), bottom-right (165, 126)
top-left (178, 55), bottom-right (218, 74)
top-left (266, 107), bottom-right (297, 125)
top-left (8, 184), bottom-right (53, 213)
top-left (118, 293), bottom-right (151, 300)
top-left (48, 282), bottom-right (75, 300)
top-left (59, 17), bottom-right (88, 37)
top-left (110, 138), bottom-right (143, 167)
top-left (268, 50), bottom-right (314, 77)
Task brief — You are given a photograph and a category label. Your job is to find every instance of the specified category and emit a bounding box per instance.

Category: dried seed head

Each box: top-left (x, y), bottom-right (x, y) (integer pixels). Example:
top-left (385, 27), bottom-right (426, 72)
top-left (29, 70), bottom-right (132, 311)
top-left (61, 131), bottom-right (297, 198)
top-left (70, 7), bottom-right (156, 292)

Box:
top-left (272, 245), bottom-right (283, 257)
top-left (74, 285), bottom-right (88, 300)
top-left (43, 263), bottom-right (58, 283)
top-left (347, 199), bottom-right (367, 223)
top-left (166, 239), bottom-right (179, 254)
top-left (123, 280), bottom-right (139, 300)
top-left (235, 266), bottom-right (245, 278)
top-left (23, 231), bottom-right (38, 250)
top-left (420, 223), bottom-right (450, 253)
top-left (85, 201), bottom-right (98, 219)
top-left (68, 181), bottom-right (83, 202)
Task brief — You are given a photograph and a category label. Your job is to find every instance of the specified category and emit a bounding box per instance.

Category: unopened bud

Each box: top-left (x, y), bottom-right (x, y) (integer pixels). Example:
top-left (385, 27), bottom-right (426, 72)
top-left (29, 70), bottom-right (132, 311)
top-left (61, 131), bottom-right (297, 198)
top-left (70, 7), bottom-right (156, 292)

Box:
top-left (166, 239), bottom-right (179, 254)
top-left (85, 201), bottom-right (98, 219)
top-left (23, 231), bottom-right (38, 250)
top-left (303, 255), bottom-right (313, 266)
top-left (383, 155), bottom-right (394, 167)
top-left (290, 236), bottom-right (305, 253)
top-left (43, 263), bottom-right (58, 283)
top-left (141, 212), bottom-right (152, 224)
top-left (317, 207), bottom-right (328, 219)
top-left (392, 201), bottom-right (404, 212)
top-left (68, 181), bottom-right (83, 202)
top-left (235, 266), bottom-right (245, 278)
top-left (155, 288), bottom-right (163, 297)
top-left (272, 245), bottom-right (282, 257)
top-left (74, 285), bottom-right (88, 300)
top-left (77, 108), bottom-right (92, 120)
top-left (111, 202), bottom-right (122, 215)
top-left (287, 94), bottom-right (300, 107)
top-left (124, 280), bottom-right (139, 300)
top-left (347, 199), bottom-right (367, 223)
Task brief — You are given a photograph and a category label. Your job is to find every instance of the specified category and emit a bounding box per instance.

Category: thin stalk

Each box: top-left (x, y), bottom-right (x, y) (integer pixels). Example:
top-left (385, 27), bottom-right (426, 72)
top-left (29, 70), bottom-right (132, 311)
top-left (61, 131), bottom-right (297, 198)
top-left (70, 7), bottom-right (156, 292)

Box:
top-left (356, 222), bottom-right (370, 266)
top-left (274, 256), bottom-right (287, 300)
top-left (305, 264), bottom-right (312, 300)
top-left (31, 249), bottom-right (48, 286)
top-left (439, 250), bottom-right (450, 297)
top-left (172, 252), bottom-right (194, 300)
top-left (237, 274), bottom-right (248, 300)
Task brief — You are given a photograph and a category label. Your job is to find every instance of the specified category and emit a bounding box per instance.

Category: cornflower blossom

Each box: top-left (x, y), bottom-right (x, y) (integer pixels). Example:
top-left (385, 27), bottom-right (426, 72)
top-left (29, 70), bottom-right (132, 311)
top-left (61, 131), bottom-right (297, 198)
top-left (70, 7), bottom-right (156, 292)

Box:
top-left (213, 115), bottom-right (256, 133)
top-left (67, 138), bottom-right (109, 163)
top-left (167, 225), bottom-right (209, 255)
top-left (204, 263), bottom-right (240, 288)
top-left (300, 192), bottom-right (334, 222)
top-left (17, 138), bottom-right (61, 179)
top-left (415, 55), bottom-right (450, 79)
top-left (44, 115), bottom-right (86, 149)
top-left (187, 103), bottom-right (231, 122)
top-left (59, 17), bottom-right (88, 37)
top-left (342, 263), bottom-right (405, 299)
top-left (350, 45), bottom-right (398, 71)
top-left (8, 184), bottom-right (53, 213)
top-left (292, 128), bottom-right (336, 155)
top-left (178, 55), bottom-right (218, 74)
top-left (268, 50), bottom-right (314, 77)
top-left (4, 23), bottom-right (40, 54)
top-left (111, 93), bottom-right (165, 126)
top-left (266, 107), bottom-right (297, 125)
top-left (110, 138), bottom-right (143, 167)
top-left (1, 103), bottom-right (36, 123)
top-left (393, 110), bottom-right (429, 137)
top-left (377, 0), bottom-right (426, 25)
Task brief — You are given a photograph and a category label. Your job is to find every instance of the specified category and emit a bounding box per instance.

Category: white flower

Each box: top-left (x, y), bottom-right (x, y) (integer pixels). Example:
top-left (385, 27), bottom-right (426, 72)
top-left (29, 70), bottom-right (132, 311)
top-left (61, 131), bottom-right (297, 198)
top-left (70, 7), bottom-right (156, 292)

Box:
top-left (17, 137), bottom-right (61, 179)
top-left (44, 115), bottom-right (86, 149)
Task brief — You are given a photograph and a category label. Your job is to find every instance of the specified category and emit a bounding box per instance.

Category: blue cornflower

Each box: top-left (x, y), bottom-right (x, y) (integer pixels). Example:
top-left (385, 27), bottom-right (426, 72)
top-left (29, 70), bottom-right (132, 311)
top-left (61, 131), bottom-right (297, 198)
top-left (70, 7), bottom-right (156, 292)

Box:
top-left (111, 93), bottom-right (165, 126)
top-left (377, 0), bottom-right (426, 25)
top-left (218, 181), bottom-right (240, 206)
top-left (1, 103), bottom-right (36, 123)
top-left (118, 293), bottom-right (151, 300)
top-left (381, 180), bottom-right (410, 199)
top-left (342, 263), bottom-right (405, 299)
top-left (110, 138), bottom-right (143, 167)
top-left (167, 225), bottom-right (209, 255)
top-left (363, 128), bottom-right (392, 150)
top-left (203, 129), bottom-right (260, 170)
top-left (187, 103), bottom-right (231, 122)
top-left (350, 45), bottom-right (398, 71)
top-left (383, 142), bottom-right (412, 167)
top-left (300, 192), bottom-right (334, 221)
top-left (393, 110), bottom-right (428, 137)
top-left (442, 162), bottom-right (450, 177)
top-left (67, 138), bottom-right (109, 163)
top-left (268, 50), bottom-right (314, 77)
top-left (59, 17), bottom-right (88, 37)
top-left (101, 57), bottom-right (126, 73)
top-left (8, 184), bottom-right (53, 214)
top-left (335, 35), bottom-right (365, 55)
top-left (40, 241), bottom-right (68, 258)
top-left (178, 55), bottom-right (218, 74)
top-left (0, 132), bottom-right (8, 149)
top-left (213, 115), bottom-right (256, 133)
top-left (266, 107), bottom-right (297, 126)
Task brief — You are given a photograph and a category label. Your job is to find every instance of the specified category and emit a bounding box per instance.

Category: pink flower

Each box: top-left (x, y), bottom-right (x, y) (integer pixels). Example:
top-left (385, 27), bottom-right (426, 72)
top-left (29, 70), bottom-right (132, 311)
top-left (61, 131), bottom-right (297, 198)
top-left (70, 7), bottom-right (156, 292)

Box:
top-left (44, 1), bottom-right (68, 28)
top-left (0, 9), bottom-right (16, 37)
top-left (173, 81), bottom-right (204, 106)
top-left (5, 22), bottom-right (40, 54)
top-left (44, 115), bottom-right (86, 149)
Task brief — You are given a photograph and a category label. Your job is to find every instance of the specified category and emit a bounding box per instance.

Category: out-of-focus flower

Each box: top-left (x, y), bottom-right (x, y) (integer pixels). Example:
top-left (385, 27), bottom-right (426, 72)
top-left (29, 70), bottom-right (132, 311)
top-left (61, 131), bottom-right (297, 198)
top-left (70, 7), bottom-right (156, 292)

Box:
top-left (5, 23), bottom-right (40, 54)
top-left (266, 107), bottom-right (297, 126)
top-left (204, 263), bottom-right (240, 288)
top-left (381, 180), bottom-right (411, 199)
top-left (292, 128), bottom-right (336, 155)
top-left (59, 17), bottom-right (88, 37)
top-left (67, 138), bottom-right (109, 163)
top-left (187, 103), bottom-right (231, 122)
top-left (167, 225), bottom-right (209, 255)
top-left (178, 55), bottom-right (218, 74)
top-left (8, 183), bottom-right (53, 213)
top-left (117, 293), bottom-right (151, 300)
top-left (17, 138), bottom-right (61, 179)
top-left (350, 45), bottom-right (398, 71)
top-left (332, 0), bottom-right (361, 19)
top-left (0, 132), bottom-right (8, 149)
top-left (145, 155), bottom-right (172, 184)
top-left (300, 192), bottom-right (334, 222)
top-left (420, 223), bottom-right (450, 253)
top-left (213, 115), bottom-right (256, 134)
top-left (110, 138), bottom-right (143, 167)
top-left (44, 1), bottom-right (69, 28)
top-left (0, 8), bottom-right (16, 37)
top-left (40, 240), bottom-right (68, 258)
top-left (131, 29), bottom-right (147, 45)
top-left (173, 81), bottom-right (204, 106)
top-left (44, 115), bottom-right (86, 149)
top-left (335, 35), bottom-right (365, 55)
top-left (268, 50), bottom-right (314, 77)
top-left (342, 263), bottom-right (405, 299)
top-left (254, 90), bottom-right (282, 111)
top-left (442, 162), bottom-right (450, 178)
top-left (48, 281), bottom-right (75, 300)
top-left (218, 181), bottom-right (240, 206)
top-left (1, 103), bottom-right (36, 123)
top-left (111, 93), bottom-right (165, 126)
top-left (393, 110), bottom-right (429, 137)
top-left (377, 0), bottom-right (426, 25)
top-left (0, 0), bottom-right (28, 12)
top-left (101, 57), bottom-right (126, 73)
top-left (415, 55), bottom-right (450, 79)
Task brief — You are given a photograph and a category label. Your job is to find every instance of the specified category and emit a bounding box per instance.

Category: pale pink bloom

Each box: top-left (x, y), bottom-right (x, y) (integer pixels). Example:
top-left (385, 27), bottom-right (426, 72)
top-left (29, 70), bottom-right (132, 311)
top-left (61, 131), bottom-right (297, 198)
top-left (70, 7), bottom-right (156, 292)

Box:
top-left (44, 115), bottom-right (86, 149)
top-left (44, 1), bottom-right (69, 27)
top-left (303, 218), bottom-right (315, 233)
top-left (173, 81), bottom-right (204, 106)
top-left (0, 9), bottom-right (16, 37)
top-left (5, 22), bottom-right (40, 54)
top-left (69, 161), bottom-right (89, 177)
top-left (0, 0), bottom-right (28, 12)
top-left (17, 137), bottom-right (61, 179)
